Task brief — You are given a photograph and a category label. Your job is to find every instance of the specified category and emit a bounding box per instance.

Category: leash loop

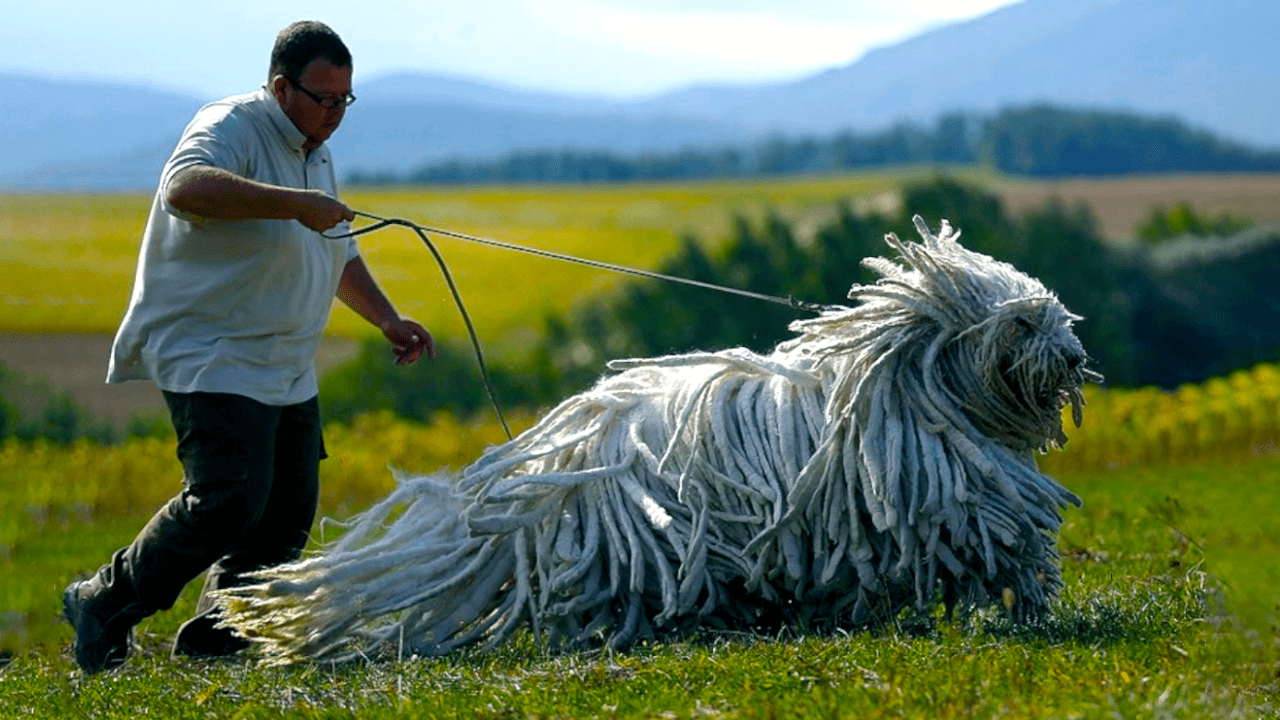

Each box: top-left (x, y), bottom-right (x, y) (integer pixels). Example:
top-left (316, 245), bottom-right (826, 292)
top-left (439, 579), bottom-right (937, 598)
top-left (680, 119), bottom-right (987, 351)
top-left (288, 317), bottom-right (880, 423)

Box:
top-left (327, 214), bottom-right (513, 439)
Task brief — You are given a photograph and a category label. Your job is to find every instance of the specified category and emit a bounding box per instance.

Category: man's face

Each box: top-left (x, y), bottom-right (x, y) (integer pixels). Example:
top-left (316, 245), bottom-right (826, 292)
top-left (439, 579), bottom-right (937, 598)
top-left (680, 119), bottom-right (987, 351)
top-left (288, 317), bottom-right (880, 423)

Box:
top-left (273, 58), bottom-right (353, 151)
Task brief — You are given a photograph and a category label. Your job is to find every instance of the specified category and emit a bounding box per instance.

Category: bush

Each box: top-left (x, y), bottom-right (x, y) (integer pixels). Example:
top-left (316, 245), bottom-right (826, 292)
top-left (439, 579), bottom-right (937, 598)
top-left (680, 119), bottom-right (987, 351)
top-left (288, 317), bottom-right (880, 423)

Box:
top-left (1136, 201), bottom-right (1254, 243)
top-left (536, 176), bottom-right (1142, 392)
top-left (1127, 226), bottom-right (1280, 387)
top-left (529, 208), bottom-right (896, 398)
top-left (0, 363), bottom-right (118, 444)
top-left (0, 362), bottom-right (169, 445)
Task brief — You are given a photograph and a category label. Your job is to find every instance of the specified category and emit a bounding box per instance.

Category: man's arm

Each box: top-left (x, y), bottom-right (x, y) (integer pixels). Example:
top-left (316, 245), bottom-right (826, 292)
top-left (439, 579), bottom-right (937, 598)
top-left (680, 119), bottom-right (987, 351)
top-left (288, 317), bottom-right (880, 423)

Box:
top-left (166, 166), bottom-right (354, 232)
top-left (337, 256), bottom-right (436, 366)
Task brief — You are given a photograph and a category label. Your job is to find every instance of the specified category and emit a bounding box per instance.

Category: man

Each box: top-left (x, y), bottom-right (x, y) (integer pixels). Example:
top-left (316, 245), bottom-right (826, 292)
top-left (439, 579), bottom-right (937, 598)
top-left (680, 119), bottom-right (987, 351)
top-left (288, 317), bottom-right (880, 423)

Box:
top-left (62, 21), bottom-right (435, 673)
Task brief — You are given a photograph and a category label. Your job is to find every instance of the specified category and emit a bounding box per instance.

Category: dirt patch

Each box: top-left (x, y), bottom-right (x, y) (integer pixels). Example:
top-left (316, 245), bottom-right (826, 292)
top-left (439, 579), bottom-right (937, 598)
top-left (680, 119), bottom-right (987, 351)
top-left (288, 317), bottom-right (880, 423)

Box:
top-left (998, 173), bottom-right (1280, 240)
top-left (0, 333), bottom-right (360, 427)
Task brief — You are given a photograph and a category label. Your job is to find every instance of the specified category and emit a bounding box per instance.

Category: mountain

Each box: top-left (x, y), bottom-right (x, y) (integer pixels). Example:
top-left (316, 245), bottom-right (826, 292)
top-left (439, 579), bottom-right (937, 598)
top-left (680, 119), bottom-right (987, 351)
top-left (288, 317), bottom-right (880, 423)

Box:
top-left (0, 73), bottom-right (204, 190)
top-left (2, 0), bottom-right (1276, 190)
top-left (627, 0), bottom-right (1279, 149)
top-left (356, 72), bottom-right (616, 114)
top-left (0, 72), bottom-right (749, 190)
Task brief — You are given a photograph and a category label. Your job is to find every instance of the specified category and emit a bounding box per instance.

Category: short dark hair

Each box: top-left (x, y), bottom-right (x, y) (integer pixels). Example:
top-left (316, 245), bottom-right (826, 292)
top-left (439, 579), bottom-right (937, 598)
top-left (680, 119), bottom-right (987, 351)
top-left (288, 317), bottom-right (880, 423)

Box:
top-left (269, 21), bottom-right (351, 81)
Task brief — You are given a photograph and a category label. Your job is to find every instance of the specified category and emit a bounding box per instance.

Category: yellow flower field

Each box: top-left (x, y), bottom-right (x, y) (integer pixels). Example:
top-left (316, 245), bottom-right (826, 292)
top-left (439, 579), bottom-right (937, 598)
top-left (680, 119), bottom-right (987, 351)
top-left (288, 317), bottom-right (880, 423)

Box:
top-left (1043, 362), bottom-right (1280, 474)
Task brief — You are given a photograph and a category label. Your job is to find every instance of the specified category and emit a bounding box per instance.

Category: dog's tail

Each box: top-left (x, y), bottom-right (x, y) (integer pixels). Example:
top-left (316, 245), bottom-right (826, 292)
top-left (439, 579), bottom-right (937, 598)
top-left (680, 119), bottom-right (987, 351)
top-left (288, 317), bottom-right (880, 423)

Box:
top-left (214, 470), bottom-right (523, 664)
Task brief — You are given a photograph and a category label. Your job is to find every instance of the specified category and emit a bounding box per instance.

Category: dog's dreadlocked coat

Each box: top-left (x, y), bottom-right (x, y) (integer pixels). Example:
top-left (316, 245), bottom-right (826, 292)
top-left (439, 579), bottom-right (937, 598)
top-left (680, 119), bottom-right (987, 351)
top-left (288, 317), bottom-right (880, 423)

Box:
top-left (216, 216), bottom-right (1102, 664)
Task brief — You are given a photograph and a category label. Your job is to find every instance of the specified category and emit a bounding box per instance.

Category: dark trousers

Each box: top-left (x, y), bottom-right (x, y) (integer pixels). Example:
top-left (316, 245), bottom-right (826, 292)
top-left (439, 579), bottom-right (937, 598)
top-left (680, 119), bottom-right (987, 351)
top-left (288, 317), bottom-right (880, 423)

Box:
top-left (95, 391), bottom-right (325, 618)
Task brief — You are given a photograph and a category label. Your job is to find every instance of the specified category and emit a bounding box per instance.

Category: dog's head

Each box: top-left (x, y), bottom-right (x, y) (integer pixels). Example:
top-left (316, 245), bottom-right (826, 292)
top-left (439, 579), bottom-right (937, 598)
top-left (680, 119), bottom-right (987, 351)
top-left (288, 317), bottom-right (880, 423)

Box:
top-left (860, 216), bottom-right (1103, 453)
top-left (966, 293), bottom-right (1101, 452)
top-left (780, 215), bottom-right (1101, 623)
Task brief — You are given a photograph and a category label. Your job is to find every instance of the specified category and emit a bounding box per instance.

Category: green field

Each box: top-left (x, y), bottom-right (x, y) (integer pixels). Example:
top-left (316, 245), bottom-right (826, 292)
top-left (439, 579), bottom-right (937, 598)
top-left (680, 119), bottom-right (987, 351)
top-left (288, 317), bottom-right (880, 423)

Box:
top-left (2, 172), bottom-right (1279, 717)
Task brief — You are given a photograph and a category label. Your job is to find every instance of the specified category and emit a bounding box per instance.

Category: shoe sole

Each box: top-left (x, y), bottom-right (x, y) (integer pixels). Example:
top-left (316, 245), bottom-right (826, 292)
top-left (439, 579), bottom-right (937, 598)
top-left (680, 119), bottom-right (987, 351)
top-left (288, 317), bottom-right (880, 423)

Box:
top-left (63, 581), bottom-right (130, 673)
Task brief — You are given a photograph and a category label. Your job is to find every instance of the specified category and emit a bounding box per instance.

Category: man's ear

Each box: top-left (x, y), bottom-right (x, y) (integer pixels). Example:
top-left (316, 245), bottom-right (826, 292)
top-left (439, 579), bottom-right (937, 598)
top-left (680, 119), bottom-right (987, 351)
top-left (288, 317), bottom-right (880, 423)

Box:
top-left (269, 74), bottom-right (290, 104)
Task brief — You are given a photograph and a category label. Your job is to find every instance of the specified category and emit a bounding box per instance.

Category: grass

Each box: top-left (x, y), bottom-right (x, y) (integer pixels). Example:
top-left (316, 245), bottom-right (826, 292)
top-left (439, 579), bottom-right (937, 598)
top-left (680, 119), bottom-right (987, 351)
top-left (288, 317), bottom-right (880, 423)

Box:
top-left (0, 596), bottom-right (1248, 719)
top-left (1, 443), bottom-right (1277, 718)
top-left (0, 193), bottom-right (146, 336)
top-left (1059, 457), bottom-right (1280, 633)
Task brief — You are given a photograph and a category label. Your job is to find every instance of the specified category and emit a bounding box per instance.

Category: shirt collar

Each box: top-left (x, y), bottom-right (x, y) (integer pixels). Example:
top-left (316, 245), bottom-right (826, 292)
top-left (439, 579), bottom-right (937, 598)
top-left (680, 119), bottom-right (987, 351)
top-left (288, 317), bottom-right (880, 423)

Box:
top-left (258, 85), bottom-right (311, 155)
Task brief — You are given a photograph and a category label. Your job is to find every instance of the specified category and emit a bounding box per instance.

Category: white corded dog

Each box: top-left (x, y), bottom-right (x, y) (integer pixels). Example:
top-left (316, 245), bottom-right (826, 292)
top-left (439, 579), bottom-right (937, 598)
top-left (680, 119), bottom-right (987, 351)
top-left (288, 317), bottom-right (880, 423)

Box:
top-left (217, 216), bottom-right (1101, 663)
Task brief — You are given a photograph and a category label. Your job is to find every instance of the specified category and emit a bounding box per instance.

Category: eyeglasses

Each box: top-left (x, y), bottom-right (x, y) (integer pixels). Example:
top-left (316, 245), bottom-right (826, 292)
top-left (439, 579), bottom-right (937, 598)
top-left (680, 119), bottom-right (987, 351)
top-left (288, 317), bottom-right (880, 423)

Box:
top-left (286, 77), bottom-right (356, 109)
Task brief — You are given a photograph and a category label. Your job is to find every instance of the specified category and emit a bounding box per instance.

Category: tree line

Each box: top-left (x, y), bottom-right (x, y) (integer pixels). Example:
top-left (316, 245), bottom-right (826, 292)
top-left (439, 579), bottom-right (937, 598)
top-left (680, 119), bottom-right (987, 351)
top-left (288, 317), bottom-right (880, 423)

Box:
top-left (348, 106), bottom-right (1280, 186)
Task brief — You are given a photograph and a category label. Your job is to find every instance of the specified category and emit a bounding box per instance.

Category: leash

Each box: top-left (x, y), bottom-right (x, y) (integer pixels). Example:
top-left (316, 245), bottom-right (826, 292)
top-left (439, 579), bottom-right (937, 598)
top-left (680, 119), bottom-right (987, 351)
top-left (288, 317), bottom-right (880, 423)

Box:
top-left (327, 210), bottom-right (842, 439)
top-left (349, 211), bottom-right (842, 314)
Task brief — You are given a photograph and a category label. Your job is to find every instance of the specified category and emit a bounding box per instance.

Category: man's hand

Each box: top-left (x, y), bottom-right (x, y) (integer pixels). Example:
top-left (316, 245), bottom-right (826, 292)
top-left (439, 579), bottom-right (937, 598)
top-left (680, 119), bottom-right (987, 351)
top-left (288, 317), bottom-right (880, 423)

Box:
top-left (381, 318), bottom-right (436, 366)
top-left (295, 190), bottom-right (355, 233)
top-left (337, 256), bottom-right (434, 365)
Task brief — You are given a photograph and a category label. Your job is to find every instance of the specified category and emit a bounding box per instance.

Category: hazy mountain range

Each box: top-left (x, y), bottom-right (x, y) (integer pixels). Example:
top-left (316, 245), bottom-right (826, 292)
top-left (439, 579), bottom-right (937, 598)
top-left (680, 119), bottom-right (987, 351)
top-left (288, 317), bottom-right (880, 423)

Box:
top-left (4, 0), bottom-right (1275, 190)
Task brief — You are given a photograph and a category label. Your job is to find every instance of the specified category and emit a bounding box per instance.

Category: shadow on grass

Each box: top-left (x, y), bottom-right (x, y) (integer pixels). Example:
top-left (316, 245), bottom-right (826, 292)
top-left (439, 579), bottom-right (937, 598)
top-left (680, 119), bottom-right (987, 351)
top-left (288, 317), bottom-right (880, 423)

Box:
top-left (678, 561), bottom-right (1224, 654)
top-left (972, 565), bottom-right (1222, 647)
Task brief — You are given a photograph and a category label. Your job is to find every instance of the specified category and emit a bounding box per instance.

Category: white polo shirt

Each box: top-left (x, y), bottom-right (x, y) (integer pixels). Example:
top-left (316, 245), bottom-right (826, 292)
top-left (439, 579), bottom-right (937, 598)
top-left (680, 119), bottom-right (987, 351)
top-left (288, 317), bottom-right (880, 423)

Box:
top-left (107, 87), bottom-right (360, 406)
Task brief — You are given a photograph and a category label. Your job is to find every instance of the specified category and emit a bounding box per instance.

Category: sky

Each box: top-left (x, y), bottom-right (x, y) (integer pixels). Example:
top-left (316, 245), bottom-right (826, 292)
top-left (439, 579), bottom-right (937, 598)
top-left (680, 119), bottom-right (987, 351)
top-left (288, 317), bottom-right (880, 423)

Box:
top-left (2, 0), bottom-right (1021, 100)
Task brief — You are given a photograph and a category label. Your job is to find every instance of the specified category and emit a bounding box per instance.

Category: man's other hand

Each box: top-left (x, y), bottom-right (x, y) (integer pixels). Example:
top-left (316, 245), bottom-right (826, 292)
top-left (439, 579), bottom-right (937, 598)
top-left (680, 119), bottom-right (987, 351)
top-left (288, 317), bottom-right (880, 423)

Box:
top-left (381, 318), bottom-right (436, 366)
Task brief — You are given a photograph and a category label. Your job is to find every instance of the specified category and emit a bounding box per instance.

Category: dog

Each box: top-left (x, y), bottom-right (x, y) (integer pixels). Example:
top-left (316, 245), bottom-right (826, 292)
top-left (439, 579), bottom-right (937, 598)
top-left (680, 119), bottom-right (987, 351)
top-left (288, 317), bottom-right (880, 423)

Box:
top-left (216, 215), bottom-right (1101, 663)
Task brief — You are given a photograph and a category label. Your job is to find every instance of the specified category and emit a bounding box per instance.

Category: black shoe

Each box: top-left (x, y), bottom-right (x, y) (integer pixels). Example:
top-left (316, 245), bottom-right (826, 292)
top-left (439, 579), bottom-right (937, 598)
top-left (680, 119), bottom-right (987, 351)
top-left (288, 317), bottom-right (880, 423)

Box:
top-left (172, 611), bottom-right (250, 659)
top-left (62, 578), bottom-right (139, 673)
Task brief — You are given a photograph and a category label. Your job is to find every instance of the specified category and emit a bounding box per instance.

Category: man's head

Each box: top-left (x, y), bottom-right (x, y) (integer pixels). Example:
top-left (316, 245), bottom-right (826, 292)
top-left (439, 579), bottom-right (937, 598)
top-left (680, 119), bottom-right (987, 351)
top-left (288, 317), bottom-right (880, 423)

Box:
top-left (269, 21), bottom-right (353, 151)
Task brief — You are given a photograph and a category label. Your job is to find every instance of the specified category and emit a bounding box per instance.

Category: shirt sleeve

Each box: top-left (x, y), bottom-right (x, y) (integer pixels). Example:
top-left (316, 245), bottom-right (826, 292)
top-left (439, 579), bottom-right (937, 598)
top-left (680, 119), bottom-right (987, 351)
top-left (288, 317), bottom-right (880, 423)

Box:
top-left (158, 102), bottom-right (250, 221)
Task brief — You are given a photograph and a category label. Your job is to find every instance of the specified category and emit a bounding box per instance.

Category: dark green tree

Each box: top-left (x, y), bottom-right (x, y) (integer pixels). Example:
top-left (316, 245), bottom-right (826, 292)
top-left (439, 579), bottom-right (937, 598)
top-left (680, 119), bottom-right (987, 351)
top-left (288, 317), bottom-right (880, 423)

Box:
top-left (984, 105), bottom-right (1280, 177)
